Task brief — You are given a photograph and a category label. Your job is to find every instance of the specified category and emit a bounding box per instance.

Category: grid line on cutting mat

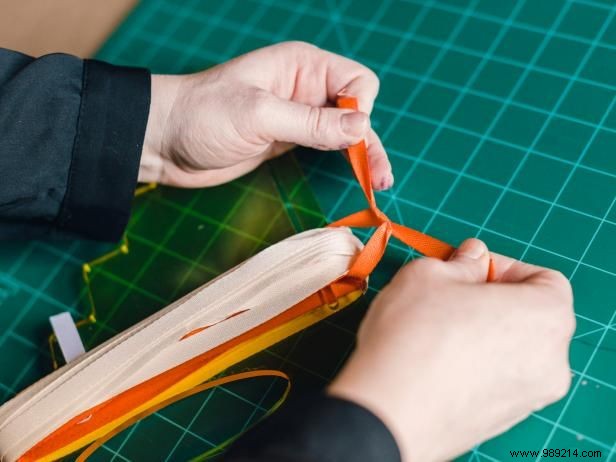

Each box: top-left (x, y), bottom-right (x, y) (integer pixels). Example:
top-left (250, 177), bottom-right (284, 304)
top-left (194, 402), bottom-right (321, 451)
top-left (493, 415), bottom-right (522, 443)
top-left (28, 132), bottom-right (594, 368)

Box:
top-left (0, 0), bottom-right (614, 461)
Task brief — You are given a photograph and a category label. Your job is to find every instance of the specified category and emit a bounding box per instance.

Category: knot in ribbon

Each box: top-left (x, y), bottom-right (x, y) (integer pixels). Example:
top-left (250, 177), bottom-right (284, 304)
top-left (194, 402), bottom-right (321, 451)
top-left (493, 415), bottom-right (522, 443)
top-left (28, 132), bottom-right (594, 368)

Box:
top-left (329, 96), bottom-right (494, 282)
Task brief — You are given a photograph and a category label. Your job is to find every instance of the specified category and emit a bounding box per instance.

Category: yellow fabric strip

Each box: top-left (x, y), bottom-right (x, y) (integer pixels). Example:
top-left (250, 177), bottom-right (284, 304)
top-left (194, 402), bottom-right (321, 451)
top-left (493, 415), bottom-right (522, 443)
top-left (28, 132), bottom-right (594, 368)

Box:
top-left (77, 370), bottom-right (291, 462)
top-left (41, 290), bottom-right (362, 462)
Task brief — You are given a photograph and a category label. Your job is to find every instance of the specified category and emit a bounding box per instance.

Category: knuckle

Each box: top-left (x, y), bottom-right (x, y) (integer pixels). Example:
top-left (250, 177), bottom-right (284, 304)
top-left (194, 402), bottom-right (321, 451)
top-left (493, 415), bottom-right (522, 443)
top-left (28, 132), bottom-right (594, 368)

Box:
top-left (457, 260), bottom-right (483, 282)
top-left (416, 257), bottom-right (446, 273)
top-left (250, 89), bottom-right (271, 121)
top-left (368, 68), bottom-right (380, 91)
top-left (243, 88), bottom-right (273, 139)
top-left (396, 263), bottom-right (417, 282)
top-left (552, 369), bottom-right (572, 400)
top-left (399, 257), bottom-right (444, 281)
top-left (306, 106), bottom-right (327, 139)
top-left (280, 40), bottom-right (317, 53)
top-left (546, 270), bottom-right (573, 301)
top-left (541, 271), bottom-right (576, 338)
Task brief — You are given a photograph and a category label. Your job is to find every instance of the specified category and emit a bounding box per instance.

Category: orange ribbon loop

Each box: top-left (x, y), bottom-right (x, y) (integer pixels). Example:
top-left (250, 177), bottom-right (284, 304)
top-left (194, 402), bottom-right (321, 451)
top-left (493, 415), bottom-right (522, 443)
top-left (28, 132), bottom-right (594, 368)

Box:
top-left (331, 96), bottom-right (495, 282)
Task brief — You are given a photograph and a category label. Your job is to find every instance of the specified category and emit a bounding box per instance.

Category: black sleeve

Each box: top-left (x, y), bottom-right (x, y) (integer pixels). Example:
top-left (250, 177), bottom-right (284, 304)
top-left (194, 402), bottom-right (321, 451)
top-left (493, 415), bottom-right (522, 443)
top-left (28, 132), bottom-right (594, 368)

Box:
top-left (224, 393), bottom-right (401, 462)
top-left (0, 48), bottom-right (150, 241)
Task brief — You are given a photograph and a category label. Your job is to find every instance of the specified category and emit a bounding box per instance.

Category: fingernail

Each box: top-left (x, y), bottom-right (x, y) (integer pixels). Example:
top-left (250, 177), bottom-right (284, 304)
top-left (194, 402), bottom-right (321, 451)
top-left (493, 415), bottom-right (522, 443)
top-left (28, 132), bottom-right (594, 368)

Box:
top-left (384, 172), bottom-right (394, 189)
top-left (341, 112), bottom-right (368, 138)
top-left (375, 172), bottom-right (394, 191)
top-left (454, 239), bottom-right (487, 260)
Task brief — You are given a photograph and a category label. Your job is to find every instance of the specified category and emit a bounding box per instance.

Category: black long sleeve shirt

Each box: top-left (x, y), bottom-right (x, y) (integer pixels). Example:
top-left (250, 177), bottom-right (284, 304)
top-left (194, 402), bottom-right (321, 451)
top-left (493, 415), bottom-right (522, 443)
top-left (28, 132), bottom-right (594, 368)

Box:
top-left (0, 48), bottom-right (401, 462)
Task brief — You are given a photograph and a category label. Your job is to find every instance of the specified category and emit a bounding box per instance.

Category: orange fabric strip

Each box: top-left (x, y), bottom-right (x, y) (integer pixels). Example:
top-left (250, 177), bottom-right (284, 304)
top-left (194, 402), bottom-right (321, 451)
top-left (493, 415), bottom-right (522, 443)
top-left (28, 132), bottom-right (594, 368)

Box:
top-left (332, 96), bottom-right (495, 281)
top-left (75, 370), bottom-right (290, 462)
top-left (19, 279), bottom-right (361, 461)
top-left (180, 309), bottom-right (252, 341)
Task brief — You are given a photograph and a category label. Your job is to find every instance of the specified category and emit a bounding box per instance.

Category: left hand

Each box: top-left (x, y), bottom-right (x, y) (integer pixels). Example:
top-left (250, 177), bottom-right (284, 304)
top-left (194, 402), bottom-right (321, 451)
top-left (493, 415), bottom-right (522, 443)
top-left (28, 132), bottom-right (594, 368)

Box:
top-left (139, 41), bottom-right (393, 189)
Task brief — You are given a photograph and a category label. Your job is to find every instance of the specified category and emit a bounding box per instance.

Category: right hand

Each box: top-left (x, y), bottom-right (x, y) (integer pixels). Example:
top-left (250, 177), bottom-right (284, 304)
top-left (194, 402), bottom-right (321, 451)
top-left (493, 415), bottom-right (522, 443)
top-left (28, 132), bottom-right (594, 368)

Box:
top-left (329, 238), bottom-right (575, 462)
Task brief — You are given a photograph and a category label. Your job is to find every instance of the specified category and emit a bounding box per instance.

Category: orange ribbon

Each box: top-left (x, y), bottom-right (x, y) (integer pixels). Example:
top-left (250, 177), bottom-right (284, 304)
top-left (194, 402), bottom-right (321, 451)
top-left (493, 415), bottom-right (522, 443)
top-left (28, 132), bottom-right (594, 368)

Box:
top-left (75, 370), bottom-right (290, 462)
top-left (330, 96), bottom-right (495, 282)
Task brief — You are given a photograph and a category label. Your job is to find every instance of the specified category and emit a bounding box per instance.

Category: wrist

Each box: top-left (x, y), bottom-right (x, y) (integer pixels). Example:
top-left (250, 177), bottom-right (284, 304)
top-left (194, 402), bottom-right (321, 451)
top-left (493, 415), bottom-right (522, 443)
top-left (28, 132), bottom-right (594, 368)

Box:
top-left (328, 356), bottom-right (441, 462)
top-left (328, 364), bottom-right (410, 458)
top-left (139, 74), bottom-right (182, 183)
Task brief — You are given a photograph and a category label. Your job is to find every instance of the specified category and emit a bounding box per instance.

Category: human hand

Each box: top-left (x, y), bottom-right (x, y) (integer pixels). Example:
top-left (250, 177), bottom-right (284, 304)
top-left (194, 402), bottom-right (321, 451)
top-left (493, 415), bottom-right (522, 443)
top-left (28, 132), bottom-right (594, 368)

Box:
top-left (329, 239), bottom-right (574, 462)
top-left (139, 41), bottom-right (392, 189)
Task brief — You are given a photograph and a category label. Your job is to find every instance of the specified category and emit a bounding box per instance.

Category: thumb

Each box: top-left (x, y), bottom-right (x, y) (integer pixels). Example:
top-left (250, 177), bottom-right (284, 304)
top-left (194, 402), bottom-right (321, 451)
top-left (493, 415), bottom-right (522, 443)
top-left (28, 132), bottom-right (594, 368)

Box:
top-left (445, 238), bottom-right (491, 283)
top-left (257, 95), bottom-right (369, 150)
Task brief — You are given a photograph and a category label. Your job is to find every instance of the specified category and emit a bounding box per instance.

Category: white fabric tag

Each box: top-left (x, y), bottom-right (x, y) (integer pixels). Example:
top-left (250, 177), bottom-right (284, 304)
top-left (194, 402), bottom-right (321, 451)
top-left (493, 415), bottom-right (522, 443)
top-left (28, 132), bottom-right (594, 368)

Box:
top-left (49, 312), bottom-right (86, 364)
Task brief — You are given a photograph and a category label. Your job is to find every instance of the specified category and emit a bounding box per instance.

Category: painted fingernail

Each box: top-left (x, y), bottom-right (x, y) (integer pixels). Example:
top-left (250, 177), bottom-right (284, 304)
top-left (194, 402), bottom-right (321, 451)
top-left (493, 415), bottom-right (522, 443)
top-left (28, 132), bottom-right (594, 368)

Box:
top-left (341, 112), bottom-right (368, 137)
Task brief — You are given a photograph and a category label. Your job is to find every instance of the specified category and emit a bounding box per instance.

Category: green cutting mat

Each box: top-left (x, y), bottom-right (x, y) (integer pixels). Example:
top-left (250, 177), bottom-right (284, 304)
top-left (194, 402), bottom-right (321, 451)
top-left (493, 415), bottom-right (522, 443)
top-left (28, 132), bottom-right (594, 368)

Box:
top-left (1, 0), bottom-right (616, 460)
